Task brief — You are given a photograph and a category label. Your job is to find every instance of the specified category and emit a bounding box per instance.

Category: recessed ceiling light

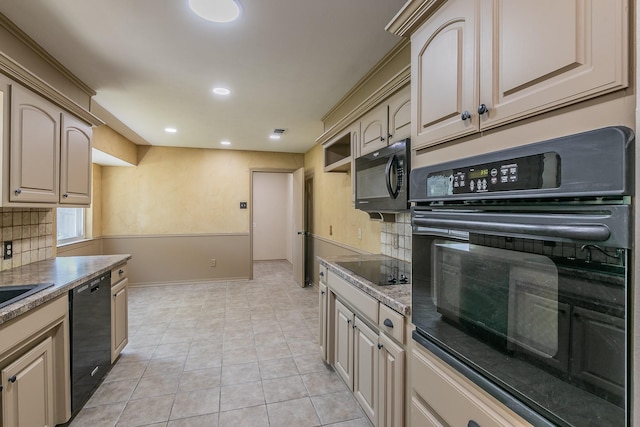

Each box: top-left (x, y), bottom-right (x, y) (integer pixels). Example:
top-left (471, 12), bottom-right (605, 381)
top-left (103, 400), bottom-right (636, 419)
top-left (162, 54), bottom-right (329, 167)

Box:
top-left (213, 87), bottom-right (231, 96)
top-left (165, 127), bottom-right (177, 133)
top-left (189, 0), bottom-right (241, 23)
top-left (221, 140), bottom-right (231, 145)
top-left (269, 134), bottom-right (281, 140)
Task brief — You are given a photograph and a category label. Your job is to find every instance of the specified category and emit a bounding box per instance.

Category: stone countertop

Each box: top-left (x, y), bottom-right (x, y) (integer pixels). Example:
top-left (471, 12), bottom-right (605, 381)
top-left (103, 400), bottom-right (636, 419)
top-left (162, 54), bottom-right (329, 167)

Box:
top-left (0, 255), bottom-right (131, 325)
top-left (318, 254), bottom-right (411, 316)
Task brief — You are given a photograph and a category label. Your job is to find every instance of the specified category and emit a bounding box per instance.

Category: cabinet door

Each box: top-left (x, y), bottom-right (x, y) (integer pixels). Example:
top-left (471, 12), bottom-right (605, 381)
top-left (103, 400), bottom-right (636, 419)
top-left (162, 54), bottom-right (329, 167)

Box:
top-left (378, 333), bottom-right (405, 427)
top-left (387, 85), bottom-right (411, 143)
top-left (2, 337), bottom-right (54, 427)
top-left (111, 278), bottom-right (129, 363)
top-left (353, 317), bottom-right (378, 424)
top-left (334, 299), bottom-right (354, 389)
top-left (480, 0), bottom-right (628, 129)
top-left (411, 0), bottom-right (479, 149)
top-left (360, 104), bottom-right (388, 155)
top-left (319, 282), bottom-right (328, 361)
top-left (10, 84), bottom-right (60, 203)
top-left (60, 114), bottom-right (92, 205)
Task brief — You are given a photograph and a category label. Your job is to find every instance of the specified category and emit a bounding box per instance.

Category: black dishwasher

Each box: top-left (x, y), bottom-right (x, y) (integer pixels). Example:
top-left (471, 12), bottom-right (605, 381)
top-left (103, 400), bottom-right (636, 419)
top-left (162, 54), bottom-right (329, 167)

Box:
top-left (69, 272), bottom-right (111, 413)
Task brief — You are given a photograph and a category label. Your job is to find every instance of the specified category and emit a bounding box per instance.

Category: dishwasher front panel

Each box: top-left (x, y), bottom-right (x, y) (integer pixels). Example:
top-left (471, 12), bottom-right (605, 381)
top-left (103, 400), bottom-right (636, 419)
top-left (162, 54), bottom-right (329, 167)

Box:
top-left (70, 272), bottom-right (111, 413)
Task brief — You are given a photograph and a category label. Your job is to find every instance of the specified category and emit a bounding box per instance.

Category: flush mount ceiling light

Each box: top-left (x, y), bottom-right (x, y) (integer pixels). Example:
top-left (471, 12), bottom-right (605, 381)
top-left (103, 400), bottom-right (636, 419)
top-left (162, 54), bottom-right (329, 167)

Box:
top-left (220, 140), bottom-right (231, 146)
top-left (165, 127), bottom-right (177, 133)
top-left (269, 134), bottom-right (281, 140)
top-left (189, 0), bottom-right (241, 23)
top-left (213, 87), bottom-right (231, 96)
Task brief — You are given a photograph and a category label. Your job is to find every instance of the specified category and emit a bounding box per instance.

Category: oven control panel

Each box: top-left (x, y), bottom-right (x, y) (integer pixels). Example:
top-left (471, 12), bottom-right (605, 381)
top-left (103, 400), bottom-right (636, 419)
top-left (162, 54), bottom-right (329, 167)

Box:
top-left (427, 152), bottom-right (560, 197)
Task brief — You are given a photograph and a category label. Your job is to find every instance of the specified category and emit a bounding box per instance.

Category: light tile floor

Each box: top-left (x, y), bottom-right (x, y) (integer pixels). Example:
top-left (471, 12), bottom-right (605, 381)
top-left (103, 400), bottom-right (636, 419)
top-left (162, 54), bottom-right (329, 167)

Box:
top-left (69, 260), bottom-right (373, 427)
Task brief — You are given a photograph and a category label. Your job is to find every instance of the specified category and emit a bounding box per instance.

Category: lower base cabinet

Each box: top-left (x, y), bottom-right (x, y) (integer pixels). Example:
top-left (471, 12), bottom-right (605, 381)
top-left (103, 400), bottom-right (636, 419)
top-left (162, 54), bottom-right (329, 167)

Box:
top-left (378, 333), bottom-right (405, 427)
top-left (1, 337), bottom-right (54, 427)
top-left (411, 344), bottom-right (533, 427)
top-left (111, 263), bottom-right (129, 363)
top-left (0, 295), bottom-right (70, 426)
top-left (324, 270), bottom-right (406, 427)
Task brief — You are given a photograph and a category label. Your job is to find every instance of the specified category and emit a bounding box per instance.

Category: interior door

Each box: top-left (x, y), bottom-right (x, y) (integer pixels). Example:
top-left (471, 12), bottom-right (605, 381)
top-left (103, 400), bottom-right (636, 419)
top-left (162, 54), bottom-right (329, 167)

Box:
top-left (292, 167), bottom-right (305, 287)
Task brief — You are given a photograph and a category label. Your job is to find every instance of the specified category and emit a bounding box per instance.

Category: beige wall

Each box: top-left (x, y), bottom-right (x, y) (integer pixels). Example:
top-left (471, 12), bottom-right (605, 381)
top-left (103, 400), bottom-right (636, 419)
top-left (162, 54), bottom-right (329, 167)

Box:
top-left (304, 144), bottom-right (381, 254)
top-left (101, 146), bottom-right (303, 236)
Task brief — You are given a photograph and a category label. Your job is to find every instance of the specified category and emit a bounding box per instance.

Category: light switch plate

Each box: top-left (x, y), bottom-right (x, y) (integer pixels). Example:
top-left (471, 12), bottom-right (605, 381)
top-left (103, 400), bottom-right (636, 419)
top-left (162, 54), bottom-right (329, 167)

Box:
top-left (240, 202), bottom-right (247, 209)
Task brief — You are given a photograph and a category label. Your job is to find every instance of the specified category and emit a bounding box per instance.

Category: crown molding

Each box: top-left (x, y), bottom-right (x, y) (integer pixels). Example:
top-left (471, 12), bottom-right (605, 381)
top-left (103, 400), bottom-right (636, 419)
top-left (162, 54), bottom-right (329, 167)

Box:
top-left (315, 65), bottom-right (410, 146)
top-left (385, 0), bottom-right (447, 37)
top-left (0, 13), bottom-right (96, 97)
top-left (0, 50), bottom-right (103, 126)
top-left (321, 39), bottom-right (409, 123)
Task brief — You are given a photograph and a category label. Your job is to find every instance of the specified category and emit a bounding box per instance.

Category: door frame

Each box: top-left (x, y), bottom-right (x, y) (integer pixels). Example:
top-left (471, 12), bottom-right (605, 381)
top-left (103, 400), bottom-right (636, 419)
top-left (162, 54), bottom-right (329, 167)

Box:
top-left (249, 168), bottom-right (298, 280)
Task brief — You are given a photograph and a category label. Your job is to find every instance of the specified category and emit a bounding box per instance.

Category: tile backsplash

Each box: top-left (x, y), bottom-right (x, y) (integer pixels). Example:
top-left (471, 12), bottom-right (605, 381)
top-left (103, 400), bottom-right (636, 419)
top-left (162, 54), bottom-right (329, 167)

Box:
top-left (1, 208), bottom-right (54, 271)
top-left (381, 212), bottom-right (411, 262)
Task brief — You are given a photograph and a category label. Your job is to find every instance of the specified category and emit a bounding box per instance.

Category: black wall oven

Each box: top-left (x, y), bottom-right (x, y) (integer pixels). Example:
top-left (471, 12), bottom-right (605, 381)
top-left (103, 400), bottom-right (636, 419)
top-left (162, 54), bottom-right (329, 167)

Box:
top-left (410, 127), bottom-right (633, 426)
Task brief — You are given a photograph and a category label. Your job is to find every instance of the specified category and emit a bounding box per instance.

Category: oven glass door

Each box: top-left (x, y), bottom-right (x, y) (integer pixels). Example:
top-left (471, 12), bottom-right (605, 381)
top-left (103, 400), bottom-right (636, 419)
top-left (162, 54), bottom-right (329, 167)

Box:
top-left (412, 226), bottom-right (628, 426)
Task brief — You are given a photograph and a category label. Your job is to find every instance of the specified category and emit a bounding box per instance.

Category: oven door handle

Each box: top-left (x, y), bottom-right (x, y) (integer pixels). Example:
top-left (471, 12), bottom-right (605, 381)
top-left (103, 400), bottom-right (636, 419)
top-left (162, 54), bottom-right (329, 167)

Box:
top-left (412, 217), bottom-right (611, 241)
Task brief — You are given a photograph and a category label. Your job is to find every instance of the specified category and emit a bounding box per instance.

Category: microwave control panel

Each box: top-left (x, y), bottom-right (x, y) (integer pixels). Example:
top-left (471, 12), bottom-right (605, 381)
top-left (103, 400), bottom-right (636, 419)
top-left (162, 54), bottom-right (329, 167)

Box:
top-left (426, 152), bottom-right (560, 197)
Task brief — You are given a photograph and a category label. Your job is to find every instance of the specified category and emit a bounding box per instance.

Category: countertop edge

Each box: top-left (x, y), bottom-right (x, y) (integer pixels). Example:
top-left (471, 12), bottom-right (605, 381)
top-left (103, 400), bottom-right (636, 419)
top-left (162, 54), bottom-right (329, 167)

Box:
top-left (0, 255), bottom-right (132, 325)
top-left (318, 255), bottom-right (411, 316)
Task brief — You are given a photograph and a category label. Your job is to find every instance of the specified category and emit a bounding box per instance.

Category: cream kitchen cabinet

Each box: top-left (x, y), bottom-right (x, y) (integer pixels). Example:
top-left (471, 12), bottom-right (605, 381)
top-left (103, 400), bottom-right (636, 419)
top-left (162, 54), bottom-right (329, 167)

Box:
top-left (1, 337), bottom-right (54, 427)
top-left (359, 85), bottom-right (411, 156)
top-left (0, 295), bottom-right (71, 426)
top-left (111, 263), bottom-right (129, 363)
top-left (318, 265), bottom-right (330, 362)
top-left (411, 343), bottom-right (533, 427)
top-left (407, 0), bottom-right (628, 150)
top-left (324, 268), bottom-right (407, 427)
top-left (1, 76), bottom-right (92, 207)
top-left (60, 113), bottom-right (92, 205)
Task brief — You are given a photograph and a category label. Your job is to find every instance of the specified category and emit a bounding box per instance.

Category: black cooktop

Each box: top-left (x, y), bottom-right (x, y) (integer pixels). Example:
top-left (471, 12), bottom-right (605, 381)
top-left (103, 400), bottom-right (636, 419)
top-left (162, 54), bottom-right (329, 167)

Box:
top-left (336, 259), bottom-right (411, 286)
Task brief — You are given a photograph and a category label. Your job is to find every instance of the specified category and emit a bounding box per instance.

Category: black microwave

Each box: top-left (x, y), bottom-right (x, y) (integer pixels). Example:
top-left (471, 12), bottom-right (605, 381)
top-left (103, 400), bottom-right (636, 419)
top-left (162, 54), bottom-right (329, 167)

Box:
top-left (355, 139), bottom-right (410, 213)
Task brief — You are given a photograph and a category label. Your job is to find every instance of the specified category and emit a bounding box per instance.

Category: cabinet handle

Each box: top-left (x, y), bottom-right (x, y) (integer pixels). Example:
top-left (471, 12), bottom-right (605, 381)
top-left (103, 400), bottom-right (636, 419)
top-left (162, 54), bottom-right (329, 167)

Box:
top-left (14, 188), bottom-right (21, 196)
top-left (319, 271), bottom-right (324, 277)
top-left (63, 193), bottom-right (69, 198)
top-left (379, 136), bottom-right (385, 142)
top-left (468, 421), bottom-right (481, 427)
top-left (119, 269), bottom-right (124, 275)
top-left (477, 104), bottom-right (489, 115)
top-left (461, 110), bottom-right (471, 121)
top-left (383, 318), bottom-right (394, 328)
top-left (387, 133), bottom-right (392, 141)
top-left (377, 343), bottom-right (383, 350)
top-left (8, 375), bottom-right (16, 383)
top-left (321, 290), bottom-right (325, 295)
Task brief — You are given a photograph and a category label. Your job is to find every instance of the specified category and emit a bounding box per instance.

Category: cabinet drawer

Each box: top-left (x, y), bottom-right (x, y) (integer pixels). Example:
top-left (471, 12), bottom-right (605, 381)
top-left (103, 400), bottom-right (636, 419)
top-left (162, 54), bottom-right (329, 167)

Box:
top-left (411, 397), bottom-right (445, 427)
top-left (378, 304), bottom-right (404, 344)
top-left (412, 347), bottom-right (532, 427)
top-left (328, 273), bottom-right (378, 323)
top-left (111, 264), bottom-right (128, 285)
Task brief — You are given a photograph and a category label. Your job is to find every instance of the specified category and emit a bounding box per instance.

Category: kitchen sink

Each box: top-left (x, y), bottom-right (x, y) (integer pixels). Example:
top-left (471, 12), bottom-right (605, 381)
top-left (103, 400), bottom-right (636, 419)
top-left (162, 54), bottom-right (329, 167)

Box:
top-left (0, 283), bottom-right (54, 310)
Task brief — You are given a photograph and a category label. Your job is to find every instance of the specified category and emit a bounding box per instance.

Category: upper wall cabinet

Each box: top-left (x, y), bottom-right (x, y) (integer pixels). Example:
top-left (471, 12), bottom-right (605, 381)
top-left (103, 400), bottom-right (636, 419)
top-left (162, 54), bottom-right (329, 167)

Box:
top-left (1, 76), bottom-right (92, 207)
top-left (9, 84), bottom-right (61, 204)
top-left (410, 0), bottom-right (629, 150)
top-left (360, 85), bottom-right (411, 156)
top-left (60, 114), bottom-right (92, 205)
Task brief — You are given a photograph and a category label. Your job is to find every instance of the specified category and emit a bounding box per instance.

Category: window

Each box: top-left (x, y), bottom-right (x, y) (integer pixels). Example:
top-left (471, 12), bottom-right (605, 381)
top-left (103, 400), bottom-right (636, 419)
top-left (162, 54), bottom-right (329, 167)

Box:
top-left (57, 208), bottom-right (85, 245)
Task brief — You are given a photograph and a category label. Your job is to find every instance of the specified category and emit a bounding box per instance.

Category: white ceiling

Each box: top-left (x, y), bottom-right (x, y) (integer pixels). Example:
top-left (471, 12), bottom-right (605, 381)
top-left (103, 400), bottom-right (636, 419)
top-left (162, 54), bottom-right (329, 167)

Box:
top-left (0, 0), bottom-right (406, 153)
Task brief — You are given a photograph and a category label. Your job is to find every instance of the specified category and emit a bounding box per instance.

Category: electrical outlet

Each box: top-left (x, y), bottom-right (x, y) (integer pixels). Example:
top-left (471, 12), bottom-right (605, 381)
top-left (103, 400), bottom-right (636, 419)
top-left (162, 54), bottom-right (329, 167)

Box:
top-left (210, 259), bottom-right (216, 267)
top-left (3, 241), bottom-right (12, 260)
top-left (358, 228), bottom-right (362, 240)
